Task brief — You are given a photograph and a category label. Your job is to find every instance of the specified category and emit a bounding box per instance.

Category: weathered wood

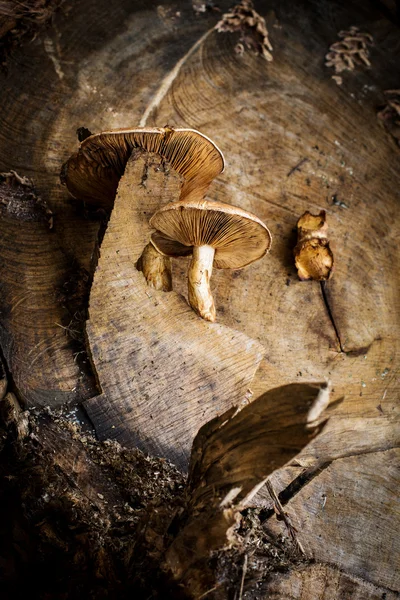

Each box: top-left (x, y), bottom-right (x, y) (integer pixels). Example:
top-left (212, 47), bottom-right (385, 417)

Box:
top-left (165, 382), bottom-right (332, 598)
top-left (0, 381), bottom-right (187, 600)
top-left (0, 173), bottom-right (97, 405)
top-left (263, 448), bottom-right (400, 592)
top-left (262, 563), bottom-right (399, 600)
top-left (0, 0), bottom-right (399, 596)
top-left (84, 150), bottom-right (264, 470)
top-left (0, 375), bottom-right (333, 600)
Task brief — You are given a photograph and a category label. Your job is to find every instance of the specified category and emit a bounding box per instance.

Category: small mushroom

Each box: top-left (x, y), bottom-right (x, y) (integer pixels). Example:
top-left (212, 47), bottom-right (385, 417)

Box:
top-left (136, 240), bottom-right (173, 291)
top-left (61, 127), bottom-right (225, 291)
top-left (294, 210), bottom-right (334, 281)
top-left (150, 199), bottom-right (272, 322)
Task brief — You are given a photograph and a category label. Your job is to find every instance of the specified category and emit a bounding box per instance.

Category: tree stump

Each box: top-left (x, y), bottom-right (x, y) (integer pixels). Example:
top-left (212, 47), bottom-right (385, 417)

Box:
top-left (0, 0), bottom-right (399, 597)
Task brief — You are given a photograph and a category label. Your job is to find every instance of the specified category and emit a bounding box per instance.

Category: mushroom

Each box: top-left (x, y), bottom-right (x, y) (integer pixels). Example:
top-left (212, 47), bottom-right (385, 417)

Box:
top-left (150, 199), bottom-right (272, 322)
top-left (294, 210), bottom-right (334, 281)
top-left (136, 240), bottom-right (172, 291)
top-left (61, 127), bottom-right (225, 209)
top-left (61, 127), bottom-right (225, 291)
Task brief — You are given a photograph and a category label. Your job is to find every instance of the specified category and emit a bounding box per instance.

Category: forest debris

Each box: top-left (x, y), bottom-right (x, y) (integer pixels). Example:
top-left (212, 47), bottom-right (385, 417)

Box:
top-left (76, 126), bottom-right (93, 142)
top-left (165, 382), bottom-right (331, 597)
top-left (0, 402), bottom-right (186, 598)
top-left (266, 480), bottom-right (305, 556)
top-left (325, 26), bottom-right (373, 74)
top-left (332, 194), bottom-right (348, 209)
top-left (0, 391), bottom-right (29, 440)
top-left (287, 157), bottom-right (308, 177)
top-left (192, 0), bottom-right (221, 13)
top-left (150, 199), bottom-right (272, 321)
top-left (215, 0), bottom-right (273, 61)
top-left (332, 75), bottom-right (343, 86)
top-left (0, 0), bottom-right (63, 60)
top-left (377, 90), bottom-right (400, 146)
top-left (294, 210), bottom-right (334, 281)
top-left (0, 390), bottom-right (327, 599)
top-left (0, 170), bottom-right (53, 228)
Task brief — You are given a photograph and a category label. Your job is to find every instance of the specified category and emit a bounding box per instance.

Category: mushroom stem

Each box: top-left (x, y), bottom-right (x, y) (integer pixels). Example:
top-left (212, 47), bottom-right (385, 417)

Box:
top-left (137, 242), bottom-right (172, 291)
top-left (188, 245), bottom-right (216, 322)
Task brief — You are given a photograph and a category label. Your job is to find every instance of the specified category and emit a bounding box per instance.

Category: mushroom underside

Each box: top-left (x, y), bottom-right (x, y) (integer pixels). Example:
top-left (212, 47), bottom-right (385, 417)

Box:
top-left (62, 128), bottom-right (225, 209)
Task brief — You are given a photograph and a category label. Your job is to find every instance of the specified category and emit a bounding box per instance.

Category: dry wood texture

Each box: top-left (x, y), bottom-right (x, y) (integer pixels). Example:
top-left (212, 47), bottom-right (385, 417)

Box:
top-left (0, 173), bottom-right (96, 405)
top-left (84, 150), bottom-right (264, 469)
top-left (261, 563), bottom-right (399, 600)
top-left (0, 0), bottom-right (399, 596)
top-left (0, 373), bottom-right (333, 599)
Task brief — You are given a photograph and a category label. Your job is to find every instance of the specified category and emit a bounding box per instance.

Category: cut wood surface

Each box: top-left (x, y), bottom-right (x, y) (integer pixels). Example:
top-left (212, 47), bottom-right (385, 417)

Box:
top-left (264, 448), bottom-right (400, 591)
top-left (262, 563), bottom-right (399, 600)
top-left (84, 150), bottom-right (264, 469)
top-left (0, 0), bottom-right (399, 596)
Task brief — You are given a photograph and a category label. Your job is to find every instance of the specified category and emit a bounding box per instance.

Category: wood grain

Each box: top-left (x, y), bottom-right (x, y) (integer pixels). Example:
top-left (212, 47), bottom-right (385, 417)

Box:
top-left (0, 0), bottom-right (398, 595)
top-left (84, 151), bottom-right (264, 470)
top-left (262, 563), bottom-right (399, 600)
top-left (264, 449), bottom-right (400, 591)
top-left (0, 174), bottom-right (96, 406)
top-left (165, 382), bottom-right (331, 598)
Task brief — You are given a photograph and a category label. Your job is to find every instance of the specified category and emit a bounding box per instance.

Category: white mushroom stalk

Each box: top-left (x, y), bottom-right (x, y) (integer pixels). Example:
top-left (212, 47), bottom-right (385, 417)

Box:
top-left (188, 245), bottom-right (216, 322)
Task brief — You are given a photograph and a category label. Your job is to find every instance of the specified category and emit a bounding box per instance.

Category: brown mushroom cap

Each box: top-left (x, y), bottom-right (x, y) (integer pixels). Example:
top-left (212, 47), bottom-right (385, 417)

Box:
top-left (297, 210), bottom-right (329, 239)
top-left (294, 239), bottom-right (333, 281)
top-left (150, 200), bottom-right (272, 269)
top-left (61, 127), bottom-right (225, 210)
top-left (294, 210), bottom-right (334, 281)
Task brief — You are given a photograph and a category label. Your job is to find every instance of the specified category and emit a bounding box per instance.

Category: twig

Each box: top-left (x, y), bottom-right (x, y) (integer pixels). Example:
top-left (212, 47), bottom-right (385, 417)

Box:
top-left (198, 586), bottom-right (218, 599)
top-left (238, 553), bottom-right (248, 600)
top-left (266, 480), bottom-right (306, 556)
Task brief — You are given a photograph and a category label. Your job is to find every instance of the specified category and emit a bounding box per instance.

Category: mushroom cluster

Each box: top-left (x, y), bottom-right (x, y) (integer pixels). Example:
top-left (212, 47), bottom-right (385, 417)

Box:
top-left (294, 210), bottom-right (333, 281)
top-left (62, 127), bottom-right (272, 322)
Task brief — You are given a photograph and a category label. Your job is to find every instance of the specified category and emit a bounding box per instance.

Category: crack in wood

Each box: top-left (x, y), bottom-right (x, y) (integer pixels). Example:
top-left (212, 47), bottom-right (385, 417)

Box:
top-left (139, 28), bottom-right (214, 126)
top-left (260, 445), bottom-right (400, 522)
top-left (320, 281), bottom-right (344, 352)
top-left (0, 341), bottom-right (24, 407)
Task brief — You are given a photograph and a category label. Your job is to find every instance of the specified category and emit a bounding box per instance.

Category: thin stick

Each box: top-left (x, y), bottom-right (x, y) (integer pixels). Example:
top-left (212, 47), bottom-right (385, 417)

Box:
top-left (238, 553), bottom-right (248, 600)
top-left (266, 480), bottom-right (306, 556)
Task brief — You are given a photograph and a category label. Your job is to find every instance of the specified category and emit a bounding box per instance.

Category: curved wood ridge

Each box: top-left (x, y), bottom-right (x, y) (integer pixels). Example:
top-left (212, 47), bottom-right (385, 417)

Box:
top-left (84, 150), bottom-right (264, 470)
top-left (0, 173), bottom-right (96, 405)
top-left (165, 382), bottom-right (331, 597)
